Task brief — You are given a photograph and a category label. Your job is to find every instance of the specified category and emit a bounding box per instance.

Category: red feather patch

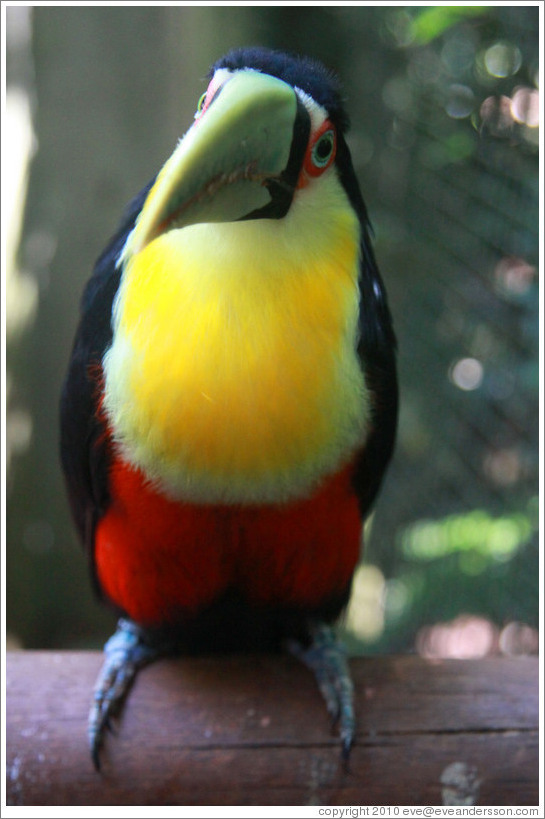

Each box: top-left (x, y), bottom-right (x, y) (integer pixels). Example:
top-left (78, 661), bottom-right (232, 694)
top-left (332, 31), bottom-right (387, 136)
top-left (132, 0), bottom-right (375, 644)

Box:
top-left (95, 450), bottom-right (362, 627)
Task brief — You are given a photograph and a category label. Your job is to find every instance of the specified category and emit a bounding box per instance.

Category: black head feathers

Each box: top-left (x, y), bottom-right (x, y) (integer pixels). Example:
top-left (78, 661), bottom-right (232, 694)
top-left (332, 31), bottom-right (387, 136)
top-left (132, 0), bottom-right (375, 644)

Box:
top-left (210, 47), bottom-right (350, 133)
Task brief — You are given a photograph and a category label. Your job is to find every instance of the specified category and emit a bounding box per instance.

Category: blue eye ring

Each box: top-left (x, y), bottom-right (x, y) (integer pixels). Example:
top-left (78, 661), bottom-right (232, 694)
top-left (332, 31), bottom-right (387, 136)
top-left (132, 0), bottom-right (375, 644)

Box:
top-left (311, 129), bottom-right (335, 168)
top-left (303, 124), bottom-right (337, 179)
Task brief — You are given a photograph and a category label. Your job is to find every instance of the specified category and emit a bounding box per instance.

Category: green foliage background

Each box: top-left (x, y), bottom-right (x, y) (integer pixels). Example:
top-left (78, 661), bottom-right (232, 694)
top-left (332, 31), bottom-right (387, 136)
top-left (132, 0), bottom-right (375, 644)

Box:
top-left (6, 5), bottom-right (540, 652)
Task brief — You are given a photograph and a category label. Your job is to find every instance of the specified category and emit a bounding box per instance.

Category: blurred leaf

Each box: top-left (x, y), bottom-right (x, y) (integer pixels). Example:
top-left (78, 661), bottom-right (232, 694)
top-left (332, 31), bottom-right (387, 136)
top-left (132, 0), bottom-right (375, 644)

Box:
top-left (410, 6), bottom-right (487, 45)
top-left (400, 508), bottom-right (535, 564)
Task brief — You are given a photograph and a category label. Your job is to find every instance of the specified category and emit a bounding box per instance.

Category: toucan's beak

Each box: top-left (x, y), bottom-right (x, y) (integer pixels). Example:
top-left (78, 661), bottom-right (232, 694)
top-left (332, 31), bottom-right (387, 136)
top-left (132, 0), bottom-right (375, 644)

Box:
top-left (124, 71), bottom-right (306, 259)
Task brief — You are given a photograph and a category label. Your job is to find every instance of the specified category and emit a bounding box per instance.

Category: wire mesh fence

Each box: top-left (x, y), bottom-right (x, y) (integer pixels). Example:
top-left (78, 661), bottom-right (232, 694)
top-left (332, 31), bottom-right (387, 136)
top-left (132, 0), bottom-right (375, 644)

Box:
top-left (6, 5), bottom-right (540, 654)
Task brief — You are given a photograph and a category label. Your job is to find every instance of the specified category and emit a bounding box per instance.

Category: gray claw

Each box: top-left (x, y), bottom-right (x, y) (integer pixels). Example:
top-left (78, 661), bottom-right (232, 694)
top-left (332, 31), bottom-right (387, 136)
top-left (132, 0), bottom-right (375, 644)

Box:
top-left (287, 622), bottom-right (355, 762)
top-left (89, 618), bottom-right (162, 769)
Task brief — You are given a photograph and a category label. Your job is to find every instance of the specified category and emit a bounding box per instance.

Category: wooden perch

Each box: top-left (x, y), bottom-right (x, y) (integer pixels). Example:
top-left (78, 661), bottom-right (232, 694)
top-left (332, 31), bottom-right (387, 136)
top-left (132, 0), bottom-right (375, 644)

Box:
top-left (6, 652), bottom-right (538, 806)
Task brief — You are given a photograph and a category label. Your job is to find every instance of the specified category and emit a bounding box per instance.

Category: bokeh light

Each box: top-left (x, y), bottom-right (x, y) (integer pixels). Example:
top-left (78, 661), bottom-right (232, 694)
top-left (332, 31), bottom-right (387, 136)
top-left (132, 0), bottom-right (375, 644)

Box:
top-left (483, 447), bottom-right (522, 487)
top-left (345, 564), bottom-right (386, 643)
top-left (449, 357), bottom-right (483, 391)
top-left (494, 256), bottom-right (536, 296)
top-left (417, 615), bottom-right (538, 659)
top-left (483, 42), bottom-right (522, 78)
top-left (445, 84), bottom-right (475, 119)
top-left (510, 87), bottom-right (540, 127)
top-left (417, 615), bottom-right (498, 659)
top-left (401, 509), bottom-right (533, 566)
top-left (499, 621), bottom-right (539, 655)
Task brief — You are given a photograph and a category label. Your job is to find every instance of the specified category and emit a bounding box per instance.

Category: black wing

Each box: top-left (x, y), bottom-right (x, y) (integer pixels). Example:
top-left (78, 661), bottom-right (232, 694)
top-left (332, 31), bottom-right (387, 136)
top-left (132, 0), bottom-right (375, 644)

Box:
top-left (335, 133), bottom-right (398, 518)
top-left (59, 182), bottom-right (153, 560)
top-left (352, 241), bottom-right (398, 518)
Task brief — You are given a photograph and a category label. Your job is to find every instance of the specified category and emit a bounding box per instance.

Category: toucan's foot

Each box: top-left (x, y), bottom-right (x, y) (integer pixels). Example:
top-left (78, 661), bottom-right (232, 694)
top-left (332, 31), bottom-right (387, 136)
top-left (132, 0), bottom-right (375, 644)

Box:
top-left (287, 622), bottom-right (355, 764)
top-left (89, 618), bottom-right (168, 770)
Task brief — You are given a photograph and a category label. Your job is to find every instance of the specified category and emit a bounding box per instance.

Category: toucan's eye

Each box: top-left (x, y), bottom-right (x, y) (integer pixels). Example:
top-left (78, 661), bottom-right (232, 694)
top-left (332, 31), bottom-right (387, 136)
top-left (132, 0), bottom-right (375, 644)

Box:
top-left (300, 122), bottom-right (337, 184)
top-left (311, 129), bottom-right (335, 168)
top-left (194, 92), bottom-right (207, 119)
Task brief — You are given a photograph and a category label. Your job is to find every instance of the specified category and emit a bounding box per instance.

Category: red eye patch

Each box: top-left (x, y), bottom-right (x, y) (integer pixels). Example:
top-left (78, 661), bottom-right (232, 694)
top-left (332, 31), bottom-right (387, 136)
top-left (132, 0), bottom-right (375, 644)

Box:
top-left (298, 119), bottom-right (337, 188)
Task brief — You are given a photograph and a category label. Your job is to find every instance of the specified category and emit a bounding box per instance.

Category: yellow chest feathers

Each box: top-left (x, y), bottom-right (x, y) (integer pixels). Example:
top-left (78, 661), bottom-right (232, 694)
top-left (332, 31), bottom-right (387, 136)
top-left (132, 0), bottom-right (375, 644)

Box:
top-left (103, 183), bottom-right (370, 504)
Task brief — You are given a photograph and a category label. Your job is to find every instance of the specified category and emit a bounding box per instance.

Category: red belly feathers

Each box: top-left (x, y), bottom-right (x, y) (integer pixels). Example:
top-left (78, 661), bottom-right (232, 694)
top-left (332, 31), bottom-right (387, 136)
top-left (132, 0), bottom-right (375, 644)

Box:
top-left (95, 451), bottom-right (362, 628)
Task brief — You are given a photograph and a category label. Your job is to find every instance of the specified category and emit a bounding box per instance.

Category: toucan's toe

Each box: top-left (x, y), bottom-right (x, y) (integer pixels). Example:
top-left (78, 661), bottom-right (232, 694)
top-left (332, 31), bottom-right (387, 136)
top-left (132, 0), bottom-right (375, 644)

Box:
top-left (89, 618), bottom-right (168, 769)
top-left (288, 622), bottom-right (355, 763)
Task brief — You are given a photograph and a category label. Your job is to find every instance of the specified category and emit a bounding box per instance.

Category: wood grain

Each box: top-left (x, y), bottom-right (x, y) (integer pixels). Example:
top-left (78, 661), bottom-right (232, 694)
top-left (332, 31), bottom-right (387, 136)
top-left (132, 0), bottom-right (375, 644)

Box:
top-left (5, 652), bottom-right (539, 806)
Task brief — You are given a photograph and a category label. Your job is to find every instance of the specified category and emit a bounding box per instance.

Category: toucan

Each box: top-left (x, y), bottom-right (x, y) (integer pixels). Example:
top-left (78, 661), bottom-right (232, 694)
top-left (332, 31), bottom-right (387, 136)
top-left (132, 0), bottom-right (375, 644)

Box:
top-left (60, 47), bottom-right (398, 768)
